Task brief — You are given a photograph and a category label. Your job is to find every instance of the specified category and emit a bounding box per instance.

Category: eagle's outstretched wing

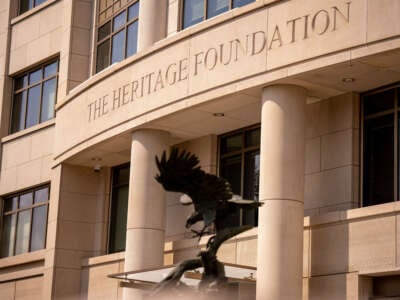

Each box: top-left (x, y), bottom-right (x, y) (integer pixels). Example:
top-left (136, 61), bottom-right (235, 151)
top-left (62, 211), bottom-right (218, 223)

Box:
top-left (155, 148), bottom-right (233, 226)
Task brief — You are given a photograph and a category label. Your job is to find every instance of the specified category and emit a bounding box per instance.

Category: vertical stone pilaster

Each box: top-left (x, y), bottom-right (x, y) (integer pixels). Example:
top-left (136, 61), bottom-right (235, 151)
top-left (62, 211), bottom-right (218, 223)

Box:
top-left (124, 129), bottom-right (169, 300)
top-left (137, 0), bottom-right (168, 51)
top-left (257, 85), bottom-right (306, 300)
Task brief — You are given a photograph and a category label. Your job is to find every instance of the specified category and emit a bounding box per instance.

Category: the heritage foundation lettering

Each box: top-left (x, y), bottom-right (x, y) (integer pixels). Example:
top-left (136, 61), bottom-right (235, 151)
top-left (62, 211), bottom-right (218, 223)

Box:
top-left (88, 1), bottom-right (351, 122)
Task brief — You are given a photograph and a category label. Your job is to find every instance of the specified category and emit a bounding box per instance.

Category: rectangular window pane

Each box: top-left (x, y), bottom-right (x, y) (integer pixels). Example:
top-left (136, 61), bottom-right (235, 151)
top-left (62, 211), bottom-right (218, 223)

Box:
top-left (19, 0), bottom-right (31, 14)
top-left (4, 197), bottom-right (18, 212)
top-left (114, 165), bottom-right (130, 185)
top-left (242, 151), bottom-right (260, 226)
top-left (15, 75), bottom-right (28, 90)
top-left (15, 210), bottom-right (32, 255)
top-left (128, 2), bottom-right (139, 20)
top-left (111, 30), bottom-right (125, 64)
top-left (126, 21), bottom-right (138, 57)
top-left (221, 134), bottom-right (242, 154)
top-left (207, 0), bottom-right (229, 19)
top-left (41, 78), bottom-right (56, 122)
top-left (183, 0), bottom-right (204, 28)
top-left (30, 205), bottom-right (47, 251)
top-left (363, 114), bottom-right (394, 206)
top-left (34, 187), bottom-right (49, 204)
top-left (233, 0), bottom-right (254, 8)
top-left (96, 40), bottom-right (110, 72)
top-left (98, 21), bottom-right (111, 41)
top-left (245, 128), bottom-right (260, 147)
top-left (109, 186), bottom-right (129, 253)
top-left (26, 85), bottom-right (41, 128)
top-left (34, 0), bottom-right (46, 6)
top-left (44, 61), bottom-right (58, 78)
top-left (11, 91), bottom-right (27, 133)
top-left (364, 89), bottom-right (395, 116)
top-left (29, 69), bottom-right (42, 85)
top-left (20, 192), bottom-right (33, 208)
top-left (1, 214), bottom-right (17, 257)
top-left (113, 11), bottom-right (126, 31)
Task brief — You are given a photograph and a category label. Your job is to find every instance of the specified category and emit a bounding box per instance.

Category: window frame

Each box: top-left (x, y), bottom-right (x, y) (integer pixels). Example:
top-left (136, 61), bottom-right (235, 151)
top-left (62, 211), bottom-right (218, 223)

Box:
top-left (95, 0), bottom-right (139, 73)
top-left (107, 163), bottom-right (130, 254)
top-left (361, 82), bottom-right (400, 207)
top-left (180, 0), bottom-right (255, 30)
top-left (1, 185), bottom-right (50, 258)
top-left (218, 123), bottom-right (261, 226)
top-left (18, 0), bottom-right (47, 15)
top-left (10, 59), bottom-right (59, 134)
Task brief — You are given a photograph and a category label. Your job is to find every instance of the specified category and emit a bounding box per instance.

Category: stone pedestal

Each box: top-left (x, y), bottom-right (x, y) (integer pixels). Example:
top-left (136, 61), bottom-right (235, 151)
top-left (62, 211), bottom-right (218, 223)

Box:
top-left (257, 85), bottom-right (306, 300)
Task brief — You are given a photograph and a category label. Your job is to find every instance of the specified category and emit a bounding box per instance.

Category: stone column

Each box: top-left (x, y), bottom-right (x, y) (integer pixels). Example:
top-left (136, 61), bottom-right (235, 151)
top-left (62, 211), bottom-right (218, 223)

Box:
top-left (137, 0), bottom-right (168, 51)
top-left (124, 129), bottom-right (169, 300)
top-left (256, 85), bottom-right (306, 300)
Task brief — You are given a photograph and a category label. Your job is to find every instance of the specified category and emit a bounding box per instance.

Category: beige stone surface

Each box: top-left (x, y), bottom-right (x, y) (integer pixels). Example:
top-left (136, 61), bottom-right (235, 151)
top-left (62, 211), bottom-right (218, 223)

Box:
top-left (15, 276), bottom-right (43, 300)
top-left (84, 262), bottom-right (120, 300)
top-left (308, 272), bottom-right (358, 300)
top-left (267, 0), bottom-right (366, 70)
top-left (321, 129), bottom-right (353, 170)
top-left (0, 282), bottom-right (15, 300)
top-left (310, 223), bottom-right (349, 275)
top-left (218, 241), bottom-right (237, 264)
top-left (348, 215), bottom-right (396, 272)
top-left (367, 0), bottom-right (400, 42)
top-left (167, 0), bottom-right (179, 36)
top-left (236, 238), bottom-right (257, 267)
top-left (53, 268), bottom-right (81, 300)
top-left (305, 137), bottom-right (321, 174)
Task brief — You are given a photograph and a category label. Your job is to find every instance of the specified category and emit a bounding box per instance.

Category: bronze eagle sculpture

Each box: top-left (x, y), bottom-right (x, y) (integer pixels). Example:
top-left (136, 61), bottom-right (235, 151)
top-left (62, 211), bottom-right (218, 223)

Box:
top-left (149, 147), bottom-right (262, 298)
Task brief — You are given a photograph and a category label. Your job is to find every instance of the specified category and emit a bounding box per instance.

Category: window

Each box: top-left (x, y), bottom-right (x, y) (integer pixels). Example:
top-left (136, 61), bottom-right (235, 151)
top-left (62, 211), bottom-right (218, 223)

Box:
top-left (96, 0), bottom-right (139, 73)
top-left (182, 0), bottom-right (255, 29)
top-left (11, 60), bottom-right (58, 134)
top-left (1, 185), bottom-right (49, 258)
top-left (362, 84), bottom-right (400, 206)
top-left (108, 164), bottom-right (129, 253)
top-left (19, 0), bottom-right (47, 15)
top-left (219, 125), bottom-right (260, 226)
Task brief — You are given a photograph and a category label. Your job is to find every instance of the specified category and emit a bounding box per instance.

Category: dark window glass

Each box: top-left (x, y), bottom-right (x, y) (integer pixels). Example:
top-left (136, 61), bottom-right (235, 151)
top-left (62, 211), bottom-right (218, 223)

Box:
top-left (34, 187), bottom-right (49, 204)
top-left (128, 2), bottom-right (139, 20)
top-left (363, 114), bottom-right (394, 206)
top-left (219, 125), bottom-right (260, 226)
top-left (221, 134), bottom-right (242, 154)
top-left (26, 85), bottom-right (41, 128)
top-left (15, 210), bottom-right (32, 255)
top-left (96, 40), bottom-right (111, 72)
top-left (182, 0), bottom-right (255, 29)
top-left (35, 0), bottom-right (46, 5)
top-left (233, 0), bottom-right (254, 8)
top-left (19, 0), bottom-right (32, 14)
top-left (183, 0), bottom-right (204, 28)
top-left (96, 1), bottom-right (139, 73)
top-left (29, 69), bottom-right (42, 85)
top-left (15, 75), bottom-right (28, 90)
top-left (11, 92), bottom-right (27, 133)
top-left (364, 89), bottom-right (395, 116)
top-left (245, 128), bottom-right (260, 147)
top-left (242, 151), bottom-right (260, 225)
top-left (111, 30), bottom-right (125, 64)
top-left (4, 197), bottom-right (18, 212)
top-left (1, 215), bottom-right (16, 257)
top-left (44, 61), bottom-right (58, 78)
top-left (98, 22), bottom-right (111, 41)
top-left (207, 0), bottom-right (229, 18)
top-left (11, 60), bottom-right (58, 133)
top-left (30, 205), bottom-right (48, 251)
top-left (20, 192), bottom-right (33, 209)
top-left (41, 78), bottom-right (56, 122)
top-left (109, 165), bottom-right (130, 253)
top-left (220, 155), bottom-right (242, 225)
top-left (1, 185), bottom-right (49, 258)
top-left (126, 22), bottom-right (138, 57)
top-left (113, 11), bottom-right (126, 31)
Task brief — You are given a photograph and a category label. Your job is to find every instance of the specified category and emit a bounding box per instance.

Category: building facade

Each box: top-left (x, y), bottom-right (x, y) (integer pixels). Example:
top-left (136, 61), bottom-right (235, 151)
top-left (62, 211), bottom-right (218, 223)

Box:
top-left (0, 0), bottom-right (400, 299)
